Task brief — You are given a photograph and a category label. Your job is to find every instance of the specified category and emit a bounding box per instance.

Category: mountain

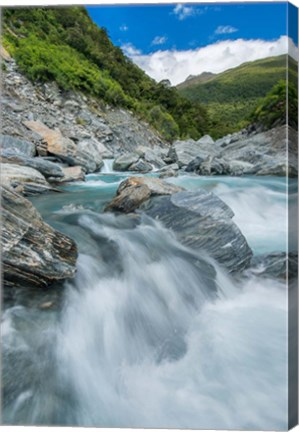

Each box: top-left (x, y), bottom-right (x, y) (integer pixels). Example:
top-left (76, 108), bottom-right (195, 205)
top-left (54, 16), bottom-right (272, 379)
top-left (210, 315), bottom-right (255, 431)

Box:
top-left (2, 6), bottom-right (208, 142)
top-left (177, 55), bottom-right (298, 138)
top-left (178, 72), bottom-right (216, 88)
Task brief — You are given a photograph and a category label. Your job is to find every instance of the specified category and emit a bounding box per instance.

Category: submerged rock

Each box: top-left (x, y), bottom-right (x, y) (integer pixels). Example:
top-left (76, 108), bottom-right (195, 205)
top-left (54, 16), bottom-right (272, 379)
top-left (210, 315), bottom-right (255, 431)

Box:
top-left (105, 176), bottom-right (184, 213)
top-left (140, 190), bottom-right (253, 273)
top-left (2, 185), bottom-right (78, 288)
top-left (248, 252), bottom-right (298, 280)
top-left (106, 178), bottom-right (252, 272)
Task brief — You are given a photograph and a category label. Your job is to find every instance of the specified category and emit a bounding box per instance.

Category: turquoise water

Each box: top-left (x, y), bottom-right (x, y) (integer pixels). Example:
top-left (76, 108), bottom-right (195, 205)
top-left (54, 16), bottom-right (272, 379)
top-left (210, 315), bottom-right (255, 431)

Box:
top-left (32, 170), bottom-right (291, 255)
top-left (3, 168), bottom-right (292, 429)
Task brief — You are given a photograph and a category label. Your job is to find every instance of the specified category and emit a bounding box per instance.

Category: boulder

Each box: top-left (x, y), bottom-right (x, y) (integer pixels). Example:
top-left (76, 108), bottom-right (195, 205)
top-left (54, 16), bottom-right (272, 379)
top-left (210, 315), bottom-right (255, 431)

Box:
top-left (197, 134), bottom-right (214, 145)
top-left (1, 163), bottom-right (53, 195)
top-left (159, 169), bottom-right (178, 179)
top-left (52, 166), bottom-right (85, 183)
top-left (22, 120), bottom-right (101, 173)
top-left (140, 190), bottom-right (253, 273)
top-left (136, 146), bottom-right (166, 169)
top-left (168, 137), bottom-right (217, 168)
top-left (0, 153), bottom-right (64, 178)
top-left (218, 125), bottom-right (298, 178)
top-left (113, 153), bottom-right (139, 171)
top-left (105, 177), bottom-right (184, 213)
top-left (77, 139), bottom-right (104, 170)
top-left (128, 159), bottom-right (153, 172)
top-left (2, 185), bottom-right (78, 288)
top-left (159, 163), bottom-right (179, 173)
top-left (0, 135), bottom-right (36, 157)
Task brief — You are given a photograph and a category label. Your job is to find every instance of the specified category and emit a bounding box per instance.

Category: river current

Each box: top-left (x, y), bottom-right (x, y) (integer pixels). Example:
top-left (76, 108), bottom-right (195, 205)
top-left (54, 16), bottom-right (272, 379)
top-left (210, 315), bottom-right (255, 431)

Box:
top-left (2, 160), bottom-right (294, 429)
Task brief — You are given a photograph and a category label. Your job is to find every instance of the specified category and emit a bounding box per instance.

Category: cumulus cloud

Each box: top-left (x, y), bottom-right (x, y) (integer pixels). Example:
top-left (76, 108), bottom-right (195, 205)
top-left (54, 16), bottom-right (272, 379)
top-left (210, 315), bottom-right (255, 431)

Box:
top-left (173, 4), bottom-right (197, 20)
top-left (152, 36), bottom-right (168, 46)
top-left (123, 36), bottom-right (298, 86)
top-left (215, 25), bottom-right (238, 35)
top-left (121, 43), bottom-right (142, 56)
top-left (120, 24), bottom-right (128, 32)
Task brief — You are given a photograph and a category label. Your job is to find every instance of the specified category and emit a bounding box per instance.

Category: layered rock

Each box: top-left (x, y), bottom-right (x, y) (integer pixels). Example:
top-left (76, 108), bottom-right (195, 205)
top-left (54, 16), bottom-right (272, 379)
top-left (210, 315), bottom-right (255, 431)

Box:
top-left (171, 126), bottom-right (298, 177)
top-left (1, 153), bottom-right (64, 178)
top-left (168, 135), bottom-right (216, 168)
top-left (2, 185), bottom-right (78, 288)
top-left (0, 134), bottom-right (36, 157)
top-left (140, 191), bottom-right (252, 273)
top-left (105, 177), bottom-right (183, 213)
top-left (1, 163), bottom-right (54, 195)
top-left (106, 177), bottom-right (252, 272)
top-left (23, 120), bottom-right (103, 173)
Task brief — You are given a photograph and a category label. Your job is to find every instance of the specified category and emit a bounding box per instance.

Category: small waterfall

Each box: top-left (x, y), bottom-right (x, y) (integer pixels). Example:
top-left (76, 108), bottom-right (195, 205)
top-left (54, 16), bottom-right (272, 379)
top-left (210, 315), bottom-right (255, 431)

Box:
top-left (101, 159), bottom-right (114, 173)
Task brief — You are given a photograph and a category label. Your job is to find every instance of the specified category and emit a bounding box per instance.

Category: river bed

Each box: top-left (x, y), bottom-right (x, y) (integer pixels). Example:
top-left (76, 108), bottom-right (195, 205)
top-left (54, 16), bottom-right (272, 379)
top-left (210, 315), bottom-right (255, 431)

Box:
top-left (2, 164), bottom-right (293, 429)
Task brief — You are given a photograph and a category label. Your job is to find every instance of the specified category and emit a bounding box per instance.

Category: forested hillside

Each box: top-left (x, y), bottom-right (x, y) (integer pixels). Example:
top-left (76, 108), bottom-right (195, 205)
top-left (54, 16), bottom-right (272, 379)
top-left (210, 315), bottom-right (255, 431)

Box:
top-left (177, 55), bottom-right (298, 138)
top-left (2, 6), bottom-right (208, 141)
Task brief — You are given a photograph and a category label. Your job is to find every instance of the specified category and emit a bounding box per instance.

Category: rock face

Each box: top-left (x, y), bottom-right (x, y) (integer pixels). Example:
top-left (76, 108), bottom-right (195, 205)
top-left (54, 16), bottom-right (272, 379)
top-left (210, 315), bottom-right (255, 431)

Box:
top-left (141, 190), bottom-right (252, 273)
top-left (170, 126), bottom-right (298, 177)
top-left (168, 135), bottom-right (217, 168)
top-left (1, 163), bottom-right (53, 195)
top-left (105, 177), bottom-right (184, 213)
top-left (1, 153), bottom-right (64, 178)
top-left (49, 166), bottom-right (85, 183)
top-left (106, 178), bottom-right (252, 272)
top-left (23, 120), bottom-right (103, 173)
top-left (2, 185), bottom-right (78, 288)
top-left (0, 134), bottom-right (36, 157)
top-left (113, 153), bottom-right (139, 171)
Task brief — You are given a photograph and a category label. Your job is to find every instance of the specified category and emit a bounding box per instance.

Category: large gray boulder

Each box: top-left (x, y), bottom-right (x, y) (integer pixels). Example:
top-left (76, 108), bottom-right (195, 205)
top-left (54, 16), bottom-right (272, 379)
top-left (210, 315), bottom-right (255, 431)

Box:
top-left (113, 153), bottom-right (139, 171)
top-left (77, 139), bottom-right (105, 170)
top-left (168, 136), bottom-right (217, 168)
top-left (136, 146), bottom-right (166, 169)
top-left (1, 163), bottom-right (53, 195)
top-left (1, 153), bottom-right (64, 178)
top-left (2, 185), bottom-right (78, 288)
top-left (0, 135), bottom-right (36, 157)
top-left (140, 190), bottom-right (253, 273)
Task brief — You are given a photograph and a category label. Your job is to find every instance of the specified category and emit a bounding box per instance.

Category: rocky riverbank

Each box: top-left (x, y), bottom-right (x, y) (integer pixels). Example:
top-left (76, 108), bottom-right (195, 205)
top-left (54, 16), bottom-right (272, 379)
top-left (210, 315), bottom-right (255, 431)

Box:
top-left (1, 47), bottom-right (296, 290)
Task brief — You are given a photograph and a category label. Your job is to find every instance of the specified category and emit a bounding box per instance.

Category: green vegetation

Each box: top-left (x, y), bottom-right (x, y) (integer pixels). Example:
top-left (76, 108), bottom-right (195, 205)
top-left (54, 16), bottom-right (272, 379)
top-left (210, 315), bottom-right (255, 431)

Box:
top-left (250, 80), bottom-right (298, 130)
top-left (177, 55), bottom-right (298, 138)
top-left (2, 7), bottom-right (208, 141)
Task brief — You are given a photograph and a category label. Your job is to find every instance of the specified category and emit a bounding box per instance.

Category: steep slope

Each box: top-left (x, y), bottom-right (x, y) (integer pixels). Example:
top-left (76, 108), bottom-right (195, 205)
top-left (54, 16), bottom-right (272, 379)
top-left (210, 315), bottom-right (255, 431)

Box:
top-left (177, 55), bottom-right (297, 138)
top-left (2, 6), bottom-right (208, 142)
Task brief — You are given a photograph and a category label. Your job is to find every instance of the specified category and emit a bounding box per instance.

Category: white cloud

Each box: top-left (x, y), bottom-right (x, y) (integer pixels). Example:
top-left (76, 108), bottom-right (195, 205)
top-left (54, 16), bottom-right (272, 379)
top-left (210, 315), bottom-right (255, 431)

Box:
top-left (173, 4), bottom-right (196, 20)
top-left (123, 36), bottom-right (298, 86)
top-left (121, 43), bottom-right (142, 56)
top-left (152, 36), bottom-right (168, 46)
top-left (120, 24), bottom-right (128, 32)
top-left (215, 25), bottom-right (238, 35)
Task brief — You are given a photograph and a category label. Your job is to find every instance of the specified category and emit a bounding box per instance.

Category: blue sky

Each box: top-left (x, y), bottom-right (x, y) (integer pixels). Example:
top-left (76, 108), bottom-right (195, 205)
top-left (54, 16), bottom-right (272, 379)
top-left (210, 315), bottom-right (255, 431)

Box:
top-left (87, 3), bottom-right (288, 53)
top-left (86, 3), bottom-right (298, 85)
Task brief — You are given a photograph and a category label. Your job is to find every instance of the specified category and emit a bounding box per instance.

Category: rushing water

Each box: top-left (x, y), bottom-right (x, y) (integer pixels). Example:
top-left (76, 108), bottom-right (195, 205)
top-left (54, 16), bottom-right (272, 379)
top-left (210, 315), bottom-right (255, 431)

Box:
top-left (2, 164), bottom-right (292, 429)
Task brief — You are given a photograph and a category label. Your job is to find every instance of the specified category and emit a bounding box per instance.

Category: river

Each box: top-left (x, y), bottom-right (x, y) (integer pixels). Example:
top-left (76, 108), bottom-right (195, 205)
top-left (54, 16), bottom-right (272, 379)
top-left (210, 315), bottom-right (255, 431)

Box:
top-left (2, 161), bottom-right (293, 429)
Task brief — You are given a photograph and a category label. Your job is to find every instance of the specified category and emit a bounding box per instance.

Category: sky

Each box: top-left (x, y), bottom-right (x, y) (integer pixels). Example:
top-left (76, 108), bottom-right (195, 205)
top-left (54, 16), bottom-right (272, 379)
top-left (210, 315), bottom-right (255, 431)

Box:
top-left (86, 3), bottom-right (298, 85)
